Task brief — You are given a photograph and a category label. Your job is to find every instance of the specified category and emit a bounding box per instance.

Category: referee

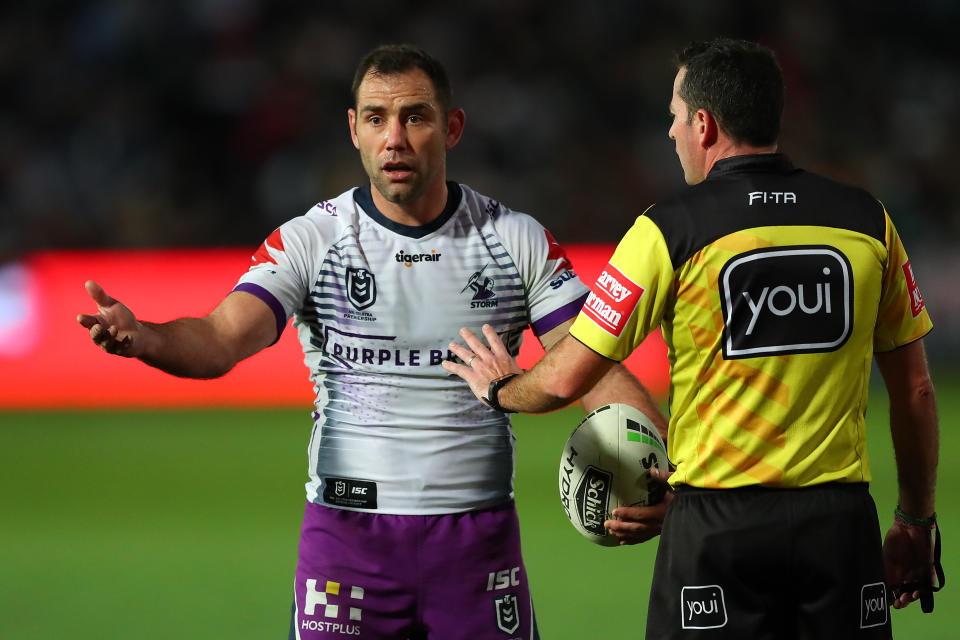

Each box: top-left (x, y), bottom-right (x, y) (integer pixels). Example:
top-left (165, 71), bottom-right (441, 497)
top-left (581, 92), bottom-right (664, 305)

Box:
top-left (446, 38), bottom-right (941, 639)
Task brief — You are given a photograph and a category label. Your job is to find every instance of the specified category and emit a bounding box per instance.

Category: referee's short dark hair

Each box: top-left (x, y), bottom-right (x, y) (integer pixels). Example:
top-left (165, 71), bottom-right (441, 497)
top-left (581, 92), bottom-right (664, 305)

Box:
top-left (676, 38), bottom-right (784, 147)
top-left (351, 44), bottom-right (453, 114)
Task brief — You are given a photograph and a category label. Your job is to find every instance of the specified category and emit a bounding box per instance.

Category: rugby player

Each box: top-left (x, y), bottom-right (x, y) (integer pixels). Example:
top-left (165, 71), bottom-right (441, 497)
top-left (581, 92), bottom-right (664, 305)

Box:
top-left (78, 44), bottom-right (666, 639)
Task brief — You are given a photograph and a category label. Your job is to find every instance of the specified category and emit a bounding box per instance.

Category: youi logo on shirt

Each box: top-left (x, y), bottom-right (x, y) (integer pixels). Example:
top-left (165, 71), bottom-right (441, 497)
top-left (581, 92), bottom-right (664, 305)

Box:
top-left (719, 245), bottom-right (852, 359)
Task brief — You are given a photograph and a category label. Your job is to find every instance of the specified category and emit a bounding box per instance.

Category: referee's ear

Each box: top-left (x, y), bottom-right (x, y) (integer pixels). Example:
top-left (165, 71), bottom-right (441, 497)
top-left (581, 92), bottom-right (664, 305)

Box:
top-left (445, 108), bottom-right (466, 149)
top-left (694, 108), bottom-right (719, 148)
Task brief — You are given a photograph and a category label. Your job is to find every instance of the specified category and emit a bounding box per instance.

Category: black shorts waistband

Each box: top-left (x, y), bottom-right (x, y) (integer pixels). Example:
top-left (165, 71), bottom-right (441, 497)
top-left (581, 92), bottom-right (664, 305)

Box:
top-left (672, 482), bottom-right (870, 497)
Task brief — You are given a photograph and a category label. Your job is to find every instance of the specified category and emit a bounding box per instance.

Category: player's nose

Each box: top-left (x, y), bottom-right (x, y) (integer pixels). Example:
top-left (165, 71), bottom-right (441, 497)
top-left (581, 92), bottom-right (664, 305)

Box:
top-left (384, 117), bottom-right (407, 149)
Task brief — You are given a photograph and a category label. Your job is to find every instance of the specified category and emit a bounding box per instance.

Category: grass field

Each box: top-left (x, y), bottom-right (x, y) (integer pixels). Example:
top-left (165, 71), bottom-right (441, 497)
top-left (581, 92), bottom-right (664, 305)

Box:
top-left (1, 377), bottom-right (956, 639)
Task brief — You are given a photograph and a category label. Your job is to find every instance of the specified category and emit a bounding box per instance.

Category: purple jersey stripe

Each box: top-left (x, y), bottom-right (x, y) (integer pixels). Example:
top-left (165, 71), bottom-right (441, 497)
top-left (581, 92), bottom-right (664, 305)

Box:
top-left (233, 282), bottom-right (286, 344)
top-left (530, 292), bottom-right (589, 337)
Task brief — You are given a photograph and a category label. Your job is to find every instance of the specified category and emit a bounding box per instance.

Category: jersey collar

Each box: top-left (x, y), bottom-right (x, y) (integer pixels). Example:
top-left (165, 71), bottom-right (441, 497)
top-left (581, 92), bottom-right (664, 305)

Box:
top-left (706, 153), bottom-right (795, 180)
top-left (353, 181), bottom-right (463, 239)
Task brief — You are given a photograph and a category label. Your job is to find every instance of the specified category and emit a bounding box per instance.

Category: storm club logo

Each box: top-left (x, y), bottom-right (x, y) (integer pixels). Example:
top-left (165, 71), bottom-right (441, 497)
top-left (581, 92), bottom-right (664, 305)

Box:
top-left (461, 264), bottom-right (498, 309)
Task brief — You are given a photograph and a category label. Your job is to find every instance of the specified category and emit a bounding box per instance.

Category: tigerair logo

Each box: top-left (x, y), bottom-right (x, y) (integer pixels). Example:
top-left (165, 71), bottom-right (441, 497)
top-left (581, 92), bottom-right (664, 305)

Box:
top-left (301, 579), bottom-right (363, 635)
top-left (719, 246), bottom-right (852, 359)
top-left (582, 264), bottom-right (643, 337)
top-left (395, 250), bottom-right (441, 267)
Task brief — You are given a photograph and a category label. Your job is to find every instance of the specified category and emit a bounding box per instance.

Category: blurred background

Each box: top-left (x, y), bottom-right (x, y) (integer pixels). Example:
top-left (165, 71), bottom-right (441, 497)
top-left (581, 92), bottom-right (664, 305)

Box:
top-left (2, 0), bottom-right (958, 355)
top-left (1, 1), bottom-right (958, 638)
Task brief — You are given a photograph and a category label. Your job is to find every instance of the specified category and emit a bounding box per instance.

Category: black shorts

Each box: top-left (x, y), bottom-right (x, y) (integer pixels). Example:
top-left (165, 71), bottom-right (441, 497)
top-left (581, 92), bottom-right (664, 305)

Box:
top-left (646, 483), bottom-right (891, 640)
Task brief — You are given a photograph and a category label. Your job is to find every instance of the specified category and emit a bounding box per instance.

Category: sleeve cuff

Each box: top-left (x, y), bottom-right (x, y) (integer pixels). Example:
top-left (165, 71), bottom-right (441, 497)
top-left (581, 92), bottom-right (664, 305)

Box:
top-left (233, 282), bottom-right (287, 345)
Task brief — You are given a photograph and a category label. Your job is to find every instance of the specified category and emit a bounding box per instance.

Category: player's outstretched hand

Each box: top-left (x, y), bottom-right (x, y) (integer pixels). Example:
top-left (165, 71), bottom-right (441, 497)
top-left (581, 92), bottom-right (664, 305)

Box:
top-left (77, 280), bottom-right (143, 357)
top-left (883, 516), bottom-right (938, 610)
top-left (604, 467), bottom-right (675, 545)
top-left (443, 324), bottom-right (522, 403)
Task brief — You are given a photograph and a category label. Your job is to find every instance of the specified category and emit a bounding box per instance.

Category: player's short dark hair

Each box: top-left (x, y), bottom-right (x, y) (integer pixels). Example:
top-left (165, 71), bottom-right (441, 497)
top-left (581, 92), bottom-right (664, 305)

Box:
top-left (675, 38), bottom-right (784, 146)
top-left (351, 44), bottom-right (453, 113)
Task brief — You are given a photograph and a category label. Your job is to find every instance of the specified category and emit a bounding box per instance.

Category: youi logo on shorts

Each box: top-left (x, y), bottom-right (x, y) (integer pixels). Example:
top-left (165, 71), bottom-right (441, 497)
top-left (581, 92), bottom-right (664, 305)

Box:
top-left (860, 582), bottom-right (888, 629)
top-left (681, 585), bottom-right (728, 629)
top-left (582, 264), bottom-right (644, 337)
top-left (718, 245), bottom-right (853, 359)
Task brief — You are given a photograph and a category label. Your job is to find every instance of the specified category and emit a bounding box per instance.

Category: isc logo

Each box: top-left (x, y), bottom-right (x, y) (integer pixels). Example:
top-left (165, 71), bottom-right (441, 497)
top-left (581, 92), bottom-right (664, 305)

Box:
top-left (718, 246), bottom-right (853, 359)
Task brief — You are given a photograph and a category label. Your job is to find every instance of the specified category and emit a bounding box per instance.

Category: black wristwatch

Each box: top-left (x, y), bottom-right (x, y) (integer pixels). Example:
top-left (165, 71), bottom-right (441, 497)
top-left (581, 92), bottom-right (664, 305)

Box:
top-left (483, 374), bottom-right (519, 413)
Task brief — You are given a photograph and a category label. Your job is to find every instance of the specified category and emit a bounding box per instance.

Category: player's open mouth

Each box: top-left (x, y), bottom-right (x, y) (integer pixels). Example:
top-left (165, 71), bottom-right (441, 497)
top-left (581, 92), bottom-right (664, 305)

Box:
top-left (383, 162), bottom-right (413, 181)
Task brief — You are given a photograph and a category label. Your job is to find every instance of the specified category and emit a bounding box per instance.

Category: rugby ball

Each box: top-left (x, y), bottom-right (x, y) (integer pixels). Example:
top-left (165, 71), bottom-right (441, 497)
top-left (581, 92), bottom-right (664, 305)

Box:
top-left (558, 403), bottom-right (668, 546)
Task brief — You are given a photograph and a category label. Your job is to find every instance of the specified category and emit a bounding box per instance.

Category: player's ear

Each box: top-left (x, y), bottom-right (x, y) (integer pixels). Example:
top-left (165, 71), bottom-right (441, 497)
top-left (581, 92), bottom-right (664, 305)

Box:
top-left (348, 108), bottom-right (360, 150)
top-left (445, 108), bottom-right (466, 149)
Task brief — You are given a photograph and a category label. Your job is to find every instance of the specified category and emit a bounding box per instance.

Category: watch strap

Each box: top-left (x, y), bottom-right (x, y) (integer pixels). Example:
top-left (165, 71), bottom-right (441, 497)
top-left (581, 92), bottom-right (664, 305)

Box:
top-left (484, 374), bottom-right (519, 413)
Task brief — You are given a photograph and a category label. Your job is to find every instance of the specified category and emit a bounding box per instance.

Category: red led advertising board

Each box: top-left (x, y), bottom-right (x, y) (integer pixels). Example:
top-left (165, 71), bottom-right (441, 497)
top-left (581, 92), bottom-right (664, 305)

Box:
top-left (0, 247), bottom-right (668, 408)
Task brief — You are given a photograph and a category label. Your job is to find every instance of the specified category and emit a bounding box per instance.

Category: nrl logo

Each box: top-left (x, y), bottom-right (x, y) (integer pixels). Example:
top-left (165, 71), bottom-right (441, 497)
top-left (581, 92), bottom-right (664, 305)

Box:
top-left (494, 594), bottom-right (520, 634)
top-left (346, 267), bottom-right (377, 311)
top-left (334, 480), bottom-right (346, 497)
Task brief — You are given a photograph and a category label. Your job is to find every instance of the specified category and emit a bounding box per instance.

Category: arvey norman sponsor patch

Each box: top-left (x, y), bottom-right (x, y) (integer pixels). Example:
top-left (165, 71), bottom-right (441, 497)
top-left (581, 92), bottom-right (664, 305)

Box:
top-left (582, 263), bottom-right (643, 337)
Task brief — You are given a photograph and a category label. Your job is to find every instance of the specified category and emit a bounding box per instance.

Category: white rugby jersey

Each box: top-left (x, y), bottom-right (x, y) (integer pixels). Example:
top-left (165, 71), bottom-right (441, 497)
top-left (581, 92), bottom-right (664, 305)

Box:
top-left (235, 182), bottom-right (588, 514)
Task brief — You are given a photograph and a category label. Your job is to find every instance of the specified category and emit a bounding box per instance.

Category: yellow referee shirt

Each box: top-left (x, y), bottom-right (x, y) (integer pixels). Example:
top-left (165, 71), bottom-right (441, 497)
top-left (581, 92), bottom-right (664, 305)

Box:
top-left (571, 154), bottom-right (932, 489)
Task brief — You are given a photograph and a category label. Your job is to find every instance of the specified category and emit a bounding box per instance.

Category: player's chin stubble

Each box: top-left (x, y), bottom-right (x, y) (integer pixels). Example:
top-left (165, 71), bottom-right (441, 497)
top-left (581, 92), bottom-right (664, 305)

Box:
top-left (372, 173), bottom-right (424, 205)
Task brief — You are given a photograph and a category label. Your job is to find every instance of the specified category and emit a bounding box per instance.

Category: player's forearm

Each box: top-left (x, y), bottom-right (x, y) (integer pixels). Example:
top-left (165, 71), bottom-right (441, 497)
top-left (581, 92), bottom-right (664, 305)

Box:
top-left (889, 377), bottom-right (939, 517)
top-left (499, 336), bottom-right (611, 413)
top-left (499, 372), bottom-right (574, 414)
top-left (138, 318), bottom-right (239, 379)
top-left (580, 364), bottom-right (669, 441)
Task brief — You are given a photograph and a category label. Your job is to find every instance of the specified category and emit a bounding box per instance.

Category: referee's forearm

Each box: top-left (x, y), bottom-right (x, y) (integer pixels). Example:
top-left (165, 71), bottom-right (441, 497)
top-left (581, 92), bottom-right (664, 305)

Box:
top-left (889, 380), bottom-right (939, 517)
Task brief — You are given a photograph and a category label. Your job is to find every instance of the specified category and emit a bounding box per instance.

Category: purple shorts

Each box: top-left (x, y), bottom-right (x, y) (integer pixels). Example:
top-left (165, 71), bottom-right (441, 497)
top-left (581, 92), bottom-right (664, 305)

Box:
top-left (290, 501), bottom-right (539, 640)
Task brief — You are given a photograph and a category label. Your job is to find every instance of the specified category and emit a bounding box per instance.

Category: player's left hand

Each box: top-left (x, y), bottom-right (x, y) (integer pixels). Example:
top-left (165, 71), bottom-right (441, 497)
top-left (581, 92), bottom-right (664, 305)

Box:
top-left (604, 467), bottom-right (675, 545)
top-left (883, 516), bottom-right (940, 610)
top-left (443, 324), bottom-right (522, 402)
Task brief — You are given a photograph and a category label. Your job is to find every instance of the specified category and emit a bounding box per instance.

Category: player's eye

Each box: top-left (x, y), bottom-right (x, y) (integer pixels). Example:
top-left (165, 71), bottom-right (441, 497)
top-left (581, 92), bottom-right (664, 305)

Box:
top-left (407, 114), bottom-right (424, 124)
top-left (368, 115), bottom-right (384, 125)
